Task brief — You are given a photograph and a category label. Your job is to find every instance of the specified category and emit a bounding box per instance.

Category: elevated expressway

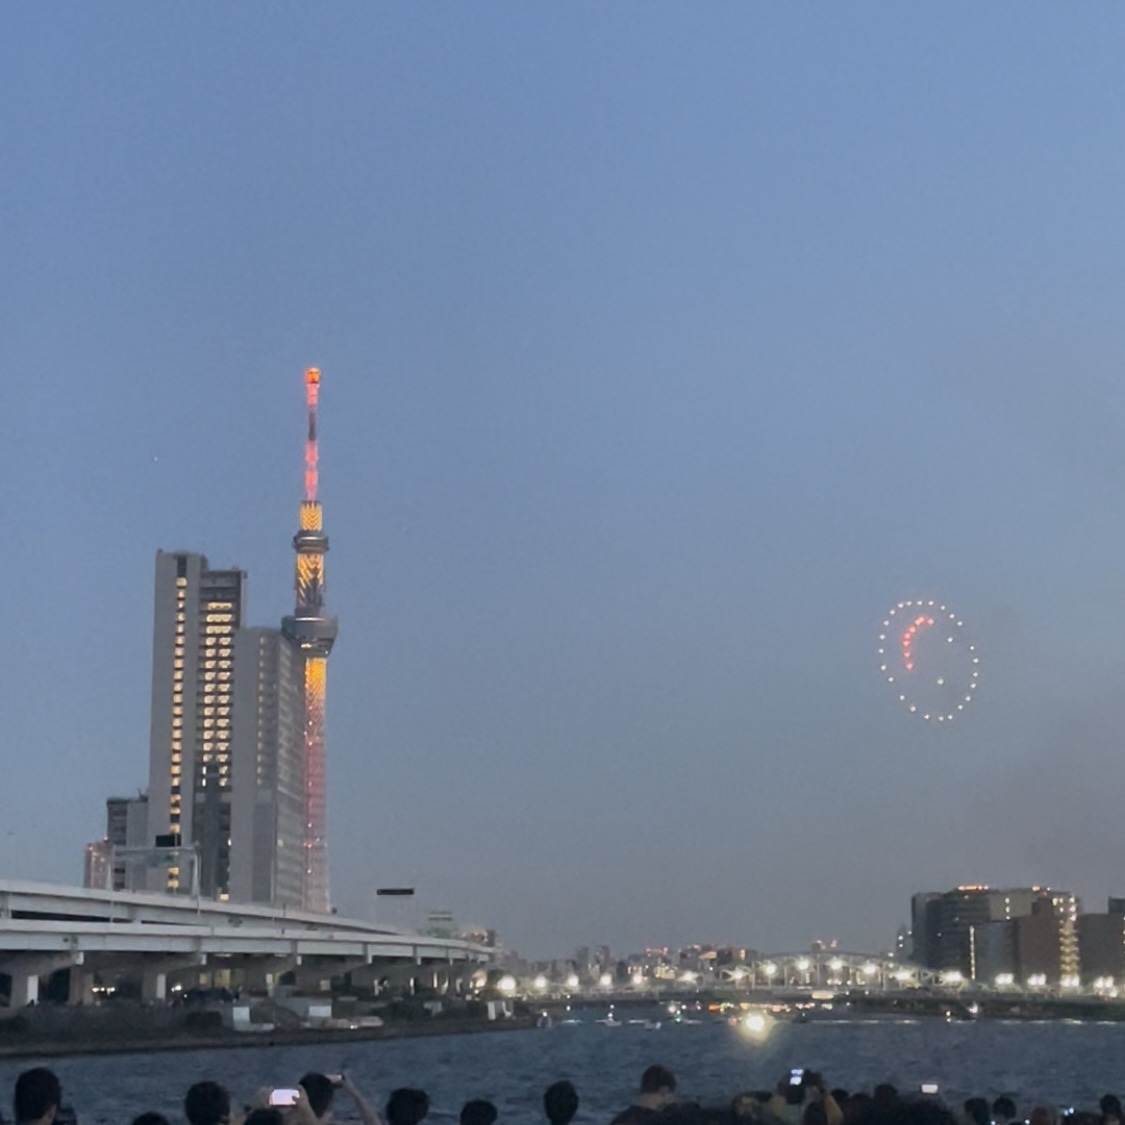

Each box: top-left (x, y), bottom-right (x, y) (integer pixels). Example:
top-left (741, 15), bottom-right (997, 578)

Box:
top-left (0, 880), bottom-right (489, 1007)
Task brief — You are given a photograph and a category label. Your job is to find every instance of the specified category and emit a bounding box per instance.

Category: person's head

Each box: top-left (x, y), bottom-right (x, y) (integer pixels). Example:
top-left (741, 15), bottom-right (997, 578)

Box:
top-left (803, 1103), bottom-right (828, 1125)
top-left (299, 1075), bottom-right (336, 1120)
top-left (1029, 1107), bottom-right (1057, 1125)
top-left (132, 1115), bottom-right (171, 1125)
top-left (730, 1094), bottom-right (760, 1120)
top-left (640, 1066), bottom-right (677, 1111)
top-left (1101, 1098), bottom-right (1123, 1121)
top-left (544, 1083), bottom-right (578, 1125)
top-left (993, 1099), bottom-right (1018, 1124)
top-left (460, 1102), bottom-right (497, 1125)
top-left (14, 1069), bottom-right (61, 1125)
top-left (184, 1083), bottom-right (231, 1125)
top-left (386, 1090), bottom-right (430, 1125)
top-left (964, 1099), bottom-right (990, 1125)
top-left (846, 1105), bottom-right (956, 1125)
top-left (872, 1086), bottom-right (898, 1108)
top-left (245, 1112), bottom-right (284, 1125)
top-left (783, 1084), bottom-right (805, 1109)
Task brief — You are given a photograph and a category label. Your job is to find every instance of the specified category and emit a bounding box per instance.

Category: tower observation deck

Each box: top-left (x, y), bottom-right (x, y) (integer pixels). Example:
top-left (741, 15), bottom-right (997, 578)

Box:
top-left (281, 367), bottom-right (338, 913)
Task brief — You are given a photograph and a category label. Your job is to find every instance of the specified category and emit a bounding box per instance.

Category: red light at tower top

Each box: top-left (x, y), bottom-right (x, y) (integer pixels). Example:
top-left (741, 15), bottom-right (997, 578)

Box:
top-left (304, 368), bottom-right (321, 502)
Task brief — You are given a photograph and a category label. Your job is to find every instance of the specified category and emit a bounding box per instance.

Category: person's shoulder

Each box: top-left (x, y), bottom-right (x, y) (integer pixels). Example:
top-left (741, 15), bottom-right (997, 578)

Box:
top-left (611, 1108), bottom-right (659, 1125)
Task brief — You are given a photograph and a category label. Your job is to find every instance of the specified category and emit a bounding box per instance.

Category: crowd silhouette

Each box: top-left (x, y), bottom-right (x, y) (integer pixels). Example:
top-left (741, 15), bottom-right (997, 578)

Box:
top-left (4, 1063), bottom-right (1117, 1125)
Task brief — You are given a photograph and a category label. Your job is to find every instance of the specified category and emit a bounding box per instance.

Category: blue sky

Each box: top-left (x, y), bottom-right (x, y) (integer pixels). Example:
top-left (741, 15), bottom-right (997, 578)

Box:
top-left (4, 4), bottom-right (1125, 956)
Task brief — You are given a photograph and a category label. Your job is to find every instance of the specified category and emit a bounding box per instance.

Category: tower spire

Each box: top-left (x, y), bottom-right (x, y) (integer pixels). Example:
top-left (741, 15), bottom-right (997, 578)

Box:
top-left (282, 366), bottom-right (338, 913)
top-left (305, 366), bottom-right (320, 502)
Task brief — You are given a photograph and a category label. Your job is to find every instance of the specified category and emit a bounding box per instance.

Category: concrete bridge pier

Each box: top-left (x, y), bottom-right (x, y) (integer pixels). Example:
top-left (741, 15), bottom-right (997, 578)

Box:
top-left (426, 966), bottom-right (462, 995)
top-left (67, 967), bottom-right (96, 1006)
top-left (0, 952), bottom-right (84, 1007)
top-left (141, 953), bottom-right (207, 1002)
top-left (241, 955), bottom-right (302, 997)
top-left (369, 958), bottom-right (423, 996)
top-left (446, 965), bottom-right (482, 996)
top-left (300, 954), bottom-right (373, 996)
top-left (373, 957), bottom-right (476, 997)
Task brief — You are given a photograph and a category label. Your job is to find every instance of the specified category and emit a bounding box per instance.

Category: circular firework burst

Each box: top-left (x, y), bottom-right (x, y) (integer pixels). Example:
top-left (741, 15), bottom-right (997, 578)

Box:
top-left (877, 599), bottom-right (980, 722)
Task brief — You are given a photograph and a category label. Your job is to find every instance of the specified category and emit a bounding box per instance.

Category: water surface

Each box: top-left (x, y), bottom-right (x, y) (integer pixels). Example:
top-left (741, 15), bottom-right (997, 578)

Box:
top-left (2, 1013), bottom-right (1123, 1125)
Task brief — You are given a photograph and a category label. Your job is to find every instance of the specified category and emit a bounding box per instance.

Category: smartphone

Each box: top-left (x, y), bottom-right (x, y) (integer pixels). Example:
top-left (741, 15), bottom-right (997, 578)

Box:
top-left (789, 1069), bottom-right (805, 1087)
top-left (920, 1085), bottom-right (940, 1096)
top-left (269, 1090), bottom-right (301, 1107)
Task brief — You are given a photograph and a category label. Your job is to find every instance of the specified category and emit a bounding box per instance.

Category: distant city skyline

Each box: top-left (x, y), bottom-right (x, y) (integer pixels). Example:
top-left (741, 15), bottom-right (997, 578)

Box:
top-left (7, 5), bottom-right (1125, 956)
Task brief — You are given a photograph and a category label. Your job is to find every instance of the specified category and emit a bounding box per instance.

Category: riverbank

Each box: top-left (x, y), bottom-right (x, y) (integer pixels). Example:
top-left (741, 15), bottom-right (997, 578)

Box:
top-left (544, 991), bottom-right (1125, 1023)
top-left (0, 1011), bottom-right (537, 1061)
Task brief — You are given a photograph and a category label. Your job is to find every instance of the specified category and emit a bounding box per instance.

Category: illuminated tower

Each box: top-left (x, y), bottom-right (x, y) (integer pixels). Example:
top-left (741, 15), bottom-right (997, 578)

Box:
top-left (282, 367), bottom-right (338, 913)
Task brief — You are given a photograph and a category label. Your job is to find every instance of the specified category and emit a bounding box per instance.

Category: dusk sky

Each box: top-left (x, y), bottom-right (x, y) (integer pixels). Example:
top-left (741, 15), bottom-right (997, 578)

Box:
top-left (5, 5), bottom-right (1125, 958)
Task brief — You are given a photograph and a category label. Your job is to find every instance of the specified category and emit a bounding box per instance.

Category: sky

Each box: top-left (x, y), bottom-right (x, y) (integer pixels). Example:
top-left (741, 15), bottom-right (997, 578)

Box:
top-left (4, 4), bottom-right (1125, 959)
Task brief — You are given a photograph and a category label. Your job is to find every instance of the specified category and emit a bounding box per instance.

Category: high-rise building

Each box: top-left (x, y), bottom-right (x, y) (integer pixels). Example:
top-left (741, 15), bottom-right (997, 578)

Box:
top-left (106, 794), bottom-right (149, 890)
top-left (281, 369), bottom-right (338, 913)
top-left (911, 885), bottom-right (1080, 981)
top-left (909, 892), bottom-right (943, 965)
top-left (1078, 899), bottom-right (1125, 983)
top-left (82, 794), bottom-right (148, 891)
top-left (229, 627), bottom-right (305, 908)
top-left (1016, 894), bottom-right (1080, 983)
top-left (147, 550), bottom-right (246, 898)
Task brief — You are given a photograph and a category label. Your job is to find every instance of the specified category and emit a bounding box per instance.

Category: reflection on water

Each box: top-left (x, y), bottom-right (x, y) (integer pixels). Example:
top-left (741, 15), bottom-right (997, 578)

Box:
top-left (0, 1013), bottom-right (1122, 1125)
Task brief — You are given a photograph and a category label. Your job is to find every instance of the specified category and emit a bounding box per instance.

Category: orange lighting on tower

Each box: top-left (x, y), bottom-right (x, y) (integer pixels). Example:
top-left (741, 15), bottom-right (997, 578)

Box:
top-left (282, 365), bottom-right (338, 914)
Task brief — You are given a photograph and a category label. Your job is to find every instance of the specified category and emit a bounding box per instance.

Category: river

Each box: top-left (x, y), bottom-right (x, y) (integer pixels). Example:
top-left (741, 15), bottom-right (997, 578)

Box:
top-left (1, 1011), bottom-right (1124, 1125)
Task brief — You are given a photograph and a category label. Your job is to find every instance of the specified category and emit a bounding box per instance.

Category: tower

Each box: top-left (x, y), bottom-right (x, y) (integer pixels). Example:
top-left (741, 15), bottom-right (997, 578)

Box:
top-left (282, 367), bottom-right (338, 913)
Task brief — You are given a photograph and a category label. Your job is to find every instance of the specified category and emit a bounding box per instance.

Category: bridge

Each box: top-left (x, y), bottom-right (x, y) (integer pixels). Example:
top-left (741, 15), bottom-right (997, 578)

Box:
top-left (0, 879), bottom-right (490, 1007)
top-left (712, 950), bottom-right (946, 990)
top-left (523, 950), bottom-right (948, 999)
